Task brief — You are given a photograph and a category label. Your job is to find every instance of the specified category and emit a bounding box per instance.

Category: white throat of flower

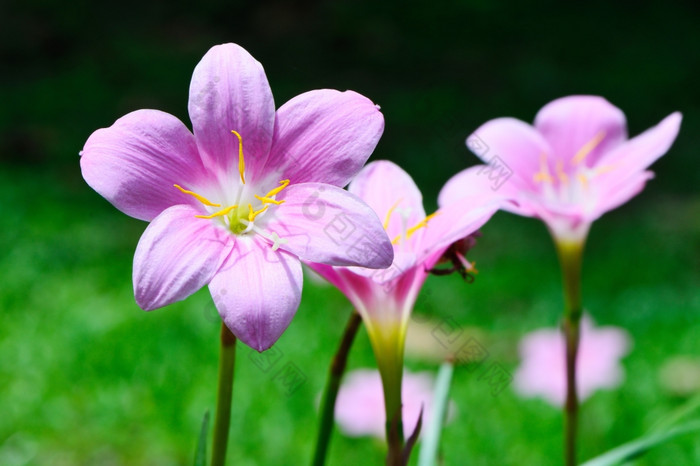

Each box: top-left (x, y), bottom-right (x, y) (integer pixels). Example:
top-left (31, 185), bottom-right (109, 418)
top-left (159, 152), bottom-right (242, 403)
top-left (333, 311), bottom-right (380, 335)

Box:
top-left (532, 131), bottom-right (615, 210)
top-left (173, 130), bottom-right (289, 251)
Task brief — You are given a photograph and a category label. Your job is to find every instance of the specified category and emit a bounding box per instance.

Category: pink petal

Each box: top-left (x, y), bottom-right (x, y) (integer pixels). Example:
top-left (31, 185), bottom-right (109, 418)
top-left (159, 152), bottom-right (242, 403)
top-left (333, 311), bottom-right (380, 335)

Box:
top-left (596, 112), bottom-right (682, 184)
top-left (209, 236), bottom-right (303, 351)
top-left (188, 43), bottom-right (275, 183)
top-left (588, 171), bottom-right (654, 223)
top-left (416, 193), bottom-right (499, 267)
top-left (534, 95), bottom-right (628, 167)
top-left (348, 160), bottom-right (425, 240)
top-left (133, 205), bottom-right (234, 310)
top-left (264, 182), bottom-right (393, 268)
top-left (467, 117), bottom-right (552, 191)
top-left (80, 109), bottom-right (207, 221)
top-left (265, 90), bottom-right (384, 187)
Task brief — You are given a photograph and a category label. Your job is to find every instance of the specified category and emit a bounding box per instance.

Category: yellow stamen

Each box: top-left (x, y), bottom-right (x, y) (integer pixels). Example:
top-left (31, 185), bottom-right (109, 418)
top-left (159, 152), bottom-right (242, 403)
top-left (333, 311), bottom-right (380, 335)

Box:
top-left (469, 261), bottom-right (478, 274)
top-left (556, 160), bottom-right (569, 184)
top-left (248, 203), bottom-right (269, 222)
top-left (577, 173), bottom-right (589, 189)
top-left (406, 211), bottom-right (440, 239)
top-left (195, 204), bottom-right (238, 219)
top-left (383, 199), bottom-right (403, 230)
top-left (391, 234), bottom-right (401, 245)
top-left (174, 184), bottom-right (221, 207)
top-left (231, 130), bottom-right (246, 185)
top-left (572, 131), bottom-right (606, 166)
top-left (264, 179), bottom-right (290, 198)
top-left (595, 164), bottom-right (616, 175)
top-left (255, 195), bottom-right (285, 205)
top-left (533, 153), bottom-right (554, 184)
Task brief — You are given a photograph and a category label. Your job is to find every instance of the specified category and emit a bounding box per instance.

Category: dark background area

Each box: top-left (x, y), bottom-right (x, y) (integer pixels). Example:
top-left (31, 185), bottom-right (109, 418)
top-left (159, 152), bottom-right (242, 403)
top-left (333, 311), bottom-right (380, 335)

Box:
top-left (2, 0), bottom-right (698, 200)
top-left (1, 1), bottom-right (699, 464)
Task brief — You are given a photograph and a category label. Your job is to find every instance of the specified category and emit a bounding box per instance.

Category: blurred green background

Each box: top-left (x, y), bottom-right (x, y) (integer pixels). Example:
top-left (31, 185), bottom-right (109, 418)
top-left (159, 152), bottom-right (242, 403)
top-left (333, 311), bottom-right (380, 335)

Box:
top-left (1, 0), bottom-right (699, 464)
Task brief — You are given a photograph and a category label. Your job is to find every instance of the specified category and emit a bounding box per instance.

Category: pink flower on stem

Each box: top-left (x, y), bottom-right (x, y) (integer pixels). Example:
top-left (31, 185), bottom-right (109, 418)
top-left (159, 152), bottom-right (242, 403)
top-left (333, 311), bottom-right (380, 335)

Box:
top-left (334, 369), bottom-right (449, 440)
top-left (80, 43), bottom-right (393, 351)
top-left (441, 95), bottom-right (682, 243)
top-left (514, 317), bottom-right (631, 406)
top-left (308, 160), bottom-right (499, 439)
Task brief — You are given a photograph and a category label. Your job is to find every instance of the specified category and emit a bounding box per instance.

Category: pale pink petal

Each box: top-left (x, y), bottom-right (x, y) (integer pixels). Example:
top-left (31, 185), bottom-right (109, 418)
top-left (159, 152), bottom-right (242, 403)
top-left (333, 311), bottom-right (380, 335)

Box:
top-left (437, 165), bottom-right (533, 217)
top-left (133, 205), bottom-right (234, 310)
top-left (534, 95), bottom-right (627, 166)
top-left (80, 109), bottom-right (208, 221)
top-left (467, 117), bottom-right (552, 191)
top-left (348, 160), bottom-right (425, 239)
top-left (188, 43), bottom-right (275, 183)
top-left (596, 112), bottom-right (682, 184)
top-left (209, 236), bottom-right (302, 351)
top-left (264, 183), bottom-right (393, 268)
top-left (416, 194), bottom-right (499, 267)
top-left (265, 90), bottom-right (384, 187)
top-left (587, 171), bottom-right (655, 223)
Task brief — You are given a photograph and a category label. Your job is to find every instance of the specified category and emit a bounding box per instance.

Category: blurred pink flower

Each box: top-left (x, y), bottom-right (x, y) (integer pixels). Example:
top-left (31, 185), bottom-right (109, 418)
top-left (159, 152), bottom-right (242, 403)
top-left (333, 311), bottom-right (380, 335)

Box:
top-left (514, 317), bottom-right (631, 406)
top-left (80, 43), bottom-right (392, 351)
top-left (335, 369), bottom-right (448, 439)
top-left (440, 96), bottom-right (682, 243)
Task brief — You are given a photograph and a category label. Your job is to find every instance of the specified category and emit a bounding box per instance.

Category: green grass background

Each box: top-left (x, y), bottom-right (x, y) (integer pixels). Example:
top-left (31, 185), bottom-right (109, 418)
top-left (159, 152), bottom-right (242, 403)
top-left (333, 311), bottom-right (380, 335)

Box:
top-left (1, 0), bottom-right (699, 464)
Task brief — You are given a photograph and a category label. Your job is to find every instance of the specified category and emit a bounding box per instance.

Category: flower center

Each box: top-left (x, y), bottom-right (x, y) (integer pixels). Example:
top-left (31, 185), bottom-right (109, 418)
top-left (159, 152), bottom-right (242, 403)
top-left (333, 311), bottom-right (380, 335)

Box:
top-left (173, 130), bottom-right (290, 249)
top-left (532, 131), bottom-right (615, 206)
top-left (382, 200), bottom-right (439, 245)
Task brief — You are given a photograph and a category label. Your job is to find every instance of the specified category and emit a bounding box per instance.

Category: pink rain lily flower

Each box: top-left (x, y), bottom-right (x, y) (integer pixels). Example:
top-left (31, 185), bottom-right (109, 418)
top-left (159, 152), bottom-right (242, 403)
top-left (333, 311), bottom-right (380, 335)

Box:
top-left (334, 368), bottom-right (451, 439)
top-left (440, 96), bottom-right (682, 243)
top-left (514, 316), bottom-right (631, 406)
top-left (80, 43), bottom-right (393, 351)
top-left (308, 160), bottom-right (499, 357)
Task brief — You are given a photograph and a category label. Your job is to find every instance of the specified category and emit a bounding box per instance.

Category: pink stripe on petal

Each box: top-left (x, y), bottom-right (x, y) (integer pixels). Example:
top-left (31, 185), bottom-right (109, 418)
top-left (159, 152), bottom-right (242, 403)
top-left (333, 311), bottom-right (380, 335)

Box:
top-left (81, 109), bottom-right (208, 221)
top-left (188, 43), bottom-right (275, 183)
top-left (264, 183), bottom-right (394, 268)
top-left (133, 205), bottom-right (234, 310)
top-left (210, 237), bottom-right (302, 352)
top-left (266, 90), bottom-right (384, 187)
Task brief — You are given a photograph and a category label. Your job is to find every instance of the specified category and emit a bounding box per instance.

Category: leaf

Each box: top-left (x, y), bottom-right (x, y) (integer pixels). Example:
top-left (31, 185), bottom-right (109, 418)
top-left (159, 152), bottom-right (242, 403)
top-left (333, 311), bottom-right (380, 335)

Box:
top-left (193, 410), bottom-right (210, 466)
top-left (580, 420), bottom-right (700, 466)
top-left (417, 361), bottom-right (455, 466)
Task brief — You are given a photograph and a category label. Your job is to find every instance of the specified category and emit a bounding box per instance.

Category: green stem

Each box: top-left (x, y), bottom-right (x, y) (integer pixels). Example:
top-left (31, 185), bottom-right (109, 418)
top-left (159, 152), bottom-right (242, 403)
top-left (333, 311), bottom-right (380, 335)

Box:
top-left (212, 323), bottom-right (237, 466)
top-left (417, 361), bottom-right (454, 466)
top-left (554, 238), bottom-right (585, 466)
top-left (312, 310), bottom-right (363, 466)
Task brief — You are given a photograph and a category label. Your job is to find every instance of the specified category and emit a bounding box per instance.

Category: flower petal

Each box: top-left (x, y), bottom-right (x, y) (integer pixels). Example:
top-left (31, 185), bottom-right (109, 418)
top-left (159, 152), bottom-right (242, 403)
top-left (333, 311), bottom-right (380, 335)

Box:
top-left (534, 95), bottom-right (627, 167)
top-left (81, 109), bottom-right (207, 221)
top-left (596, 112), bottom-right (682, 183)
top-left (587, 171), bottom-right (655, 223)
top-left (265, 90), bottom-right (384, 187)
top-left (188, 43), bottom-right (275, 183)
top-left (348, 160), bottom-right (425, 240)
top-left (467, 117), bottom-right (552, 191)
top-left (209, 237), bottom-right (302, 351)
top-left (263, 183), bottom-right (394, 268)
top-left (133, 205), bottom-right (234, 310)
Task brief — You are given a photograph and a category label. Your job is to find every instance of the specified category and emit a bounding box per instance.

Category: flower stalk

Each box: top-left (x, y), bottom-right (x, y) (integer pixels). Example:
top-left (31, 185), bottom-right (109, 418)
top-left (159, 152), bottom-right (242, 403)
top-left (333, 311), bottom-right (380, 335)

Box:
top-left (554, 237), bottom-right (585, 466)
top-left (312, 310), bottom-right (363, 466)
top-left (212, 323), bottom-right (237, 466)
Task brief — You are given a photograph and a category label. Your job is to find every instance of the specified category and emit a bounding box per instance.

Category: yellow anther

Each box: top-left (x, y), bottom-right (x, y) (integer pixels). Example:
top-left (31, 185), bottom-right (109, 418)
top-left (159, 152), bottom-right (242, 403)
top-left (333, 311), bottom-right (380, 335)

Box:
top-left (555, 160), bottom-right (569, 184)
top-left (255, 195), bottom-right (285, 205)
top-left (595, 164), bottom-right (616, 175)
top-left (572, 131), bottom-right (606, 166)
top-left (264, 179), bottom-right (290, 198)
top-left (231, 130), bottom-right (246, 185)
top-left (469, 261), bottom-right (479, 274)
top-left (406, 211), bottom-right (440, 239)
top-left (533, 153), bottom-right (554, 184)
top-left (577, 173), bottom-right (589, 189)
top-left (195, 204), bottom-right (238, 219)
top-left (174, 184), bottom-right (221, 207)
top-left (383, 199), bottom-right (403, 230)
top-left (391, 234), bottom-right (401, 245)
top-left (247, 203), bottom-right (269, 222)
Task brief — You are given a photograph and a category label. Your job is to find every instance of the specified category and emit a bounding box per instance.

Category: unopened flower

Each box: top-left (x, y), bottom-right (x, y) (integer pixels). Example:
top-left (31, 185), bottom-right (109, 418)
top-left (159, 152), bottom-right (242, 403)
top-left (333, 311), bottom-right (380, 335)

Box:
top-left (80, 43), bottom-right (393, 351)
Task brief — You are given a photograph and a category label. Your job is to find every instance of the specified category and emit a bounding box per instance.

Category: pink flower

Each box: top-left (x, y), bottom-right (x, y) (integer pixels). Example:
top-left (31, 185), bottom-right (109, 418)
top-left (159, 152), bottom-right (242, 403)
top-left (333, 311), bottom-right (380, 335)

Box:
top-left (440, 96), bottom-right (682, 242)
top-left (513, 317), bottom-right (631, 406)
top-left (80, 43), bottom-right (393, 351)
top-left (309, 161), bottom-right (498, 357)
top-left (334, 369), bottom-right (446, 439)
